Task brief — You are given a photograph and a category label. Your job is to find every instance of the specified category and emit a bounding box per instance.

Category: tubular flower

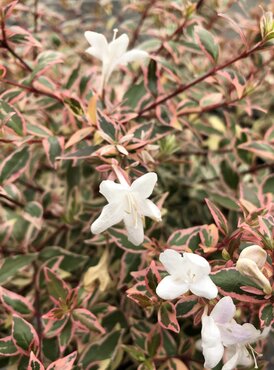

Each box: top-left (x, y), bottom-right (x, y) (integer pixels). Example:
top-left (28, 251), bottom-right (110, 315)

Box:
top-left (156, 249), bottom-right (218, 300)
top-left (236, 245), bottom-right (272, 295)
top-left (201, 296), bottom-right (270, 370)
top-left (90, 172), bottom-right (161, 246)
top-left (84, 29), bottom-right (149, 92)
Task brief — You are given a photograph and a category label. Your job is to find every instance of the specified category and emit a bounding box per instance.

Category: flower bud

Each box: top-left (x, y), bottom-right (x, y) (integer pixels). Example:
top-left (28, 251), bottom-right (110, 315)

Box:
top-left (236, 258), bottom-right (272, 295)
top-left (238, 245), bottom-right (267, 269)
top-left (260, 11), bottom-right (274, 41)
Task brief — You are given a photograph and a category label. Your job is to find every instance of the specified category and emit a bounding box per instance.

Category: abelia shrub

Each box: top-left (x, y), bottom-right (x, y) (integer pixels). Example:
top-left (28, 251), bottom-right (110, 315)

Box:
top-left (0, 1), bottom-right (273, 369)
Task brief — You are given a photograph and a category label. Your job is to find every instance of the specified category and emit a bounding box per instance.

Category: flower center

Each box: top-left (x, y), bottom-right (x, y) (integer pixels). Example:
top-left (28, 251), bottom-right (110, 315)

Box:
top-left (185, 269), bottom-right (196, 283)
top-left (126, 192), bottom-right (139, 228)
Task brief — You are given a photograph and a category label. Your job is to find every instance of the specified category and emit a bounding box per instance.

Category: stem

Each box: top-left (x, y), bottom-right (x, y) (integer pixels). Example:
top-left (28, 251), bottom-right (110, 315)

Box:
top-left (33, 262), bottom-right (43, 356)
top-left (137, 42), bottom-right (264, 117)
top-left (2, 78), bottom-right (63, 103)
top-left (0, 12), bottom-right (32, 72)
top-left (130, 0), bottom-right (156, 48)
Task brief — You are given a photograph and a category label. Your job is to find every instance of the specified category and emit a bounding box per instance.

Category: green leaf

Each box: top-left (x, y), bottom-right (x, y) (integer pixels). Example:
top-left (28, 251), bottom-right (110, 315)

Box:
top-left (263, 175), bottom-right (274, 195)
top-left (80, 330), bottom-right (122, 367)
top-left (145, 261), bottom-right (161, 296)
top-left (43, 136), bottom-right (63, 166)
top-left (176, 297), bottom-right (199, 317)
top-left (0, 254), bottom-right (37, 285)
top-left (12, 315), bottom-right (38, 353)
top-left (259, 303), bottom-right (273, 327)
top-left (0, 99), bottom-right (25, 135)
top-left (44, 268), bottom-right (69, 303)
top-left (39, 246), bottom-right (88, 272)
top-left (124, 81), bottom-right (146, 109)
top-left (211, 268), bottom-right (266, 302)
top-left (1, 288), bottom-right (34, 316)
top-left (195, 27), bottom-right (219, 63)
top-left (109, 228), bottom-right (146, 253)
top-left (64, 97), bottom-right (84, 117)
top-left (0, 337), bottom-right (18, 356)
top-left (167, 226), bottom-right (201, 251)
top-left (210, 193), bottom-right (239, 211)
top-left (0, 146), bottom-right (29, 185)
top-left (220, 160), bottom-right (239, 190)
top-left (205, 199), bottom-right (229, 235)
top-left (98, 115), bottom-right (116, 141)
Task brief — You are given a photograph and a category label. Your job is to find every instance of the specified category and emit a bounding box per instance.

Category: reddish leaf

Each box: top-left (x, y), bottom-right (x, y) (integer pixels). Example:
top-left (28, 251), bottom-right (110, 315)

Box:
top-left (65, 127), bottom-right (93, 149)
top-left (158, 302), bottom-right (180, 333)
top-left (205, 199), bottom-right (229, 235)
top-left (46, 351), bottom-right (77, 370)
top-left (238, 141), bottom-right (274, 161)
top-left (145, 261), bottom-right (161, 296)
top-left (28, 351), bottom-right (45, 370)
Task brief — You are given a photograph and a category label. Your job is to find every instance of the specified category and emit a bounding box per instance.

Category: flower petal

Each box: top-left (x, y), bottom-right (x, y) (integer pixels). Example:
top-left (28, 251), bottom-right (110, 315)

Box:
top-left (156, 275), bottom-right (189, 300)
top-left (130, 172), bottom-right (158, 198)
top-left (183, 253), bottom-right (211, 278)
top-left (159, 249), bottom-right (185, 276)
top-left (210, 296), bottom-right (236, 324)
top-left (222, 345), bottom-right (241, 370)
top-left (189, 275), bottom-right (218, 299)
top-left (123, 213), bottom-right (144, 246)
top-left (118, 49), bottom-right (149, 65)
top-left (84, 31), bottom-right (108, 60)
top-left (91, 202), bottom-right (124, 234)
top-left (201, 315), bottom-right (224, 368)
top-left (99, 180), bottom-right (128, 203)
top-left (108, 33), bottom-right (129, 64)
top-left (141, 199), bottom-right (161, 221)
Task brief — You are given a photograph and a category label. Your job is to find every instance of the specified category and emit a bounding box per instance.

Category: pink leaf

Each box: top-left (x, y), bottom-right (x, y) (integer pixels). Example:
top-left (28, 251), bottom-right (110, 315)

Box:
top-left (28, 351), bottom-right (45, 370)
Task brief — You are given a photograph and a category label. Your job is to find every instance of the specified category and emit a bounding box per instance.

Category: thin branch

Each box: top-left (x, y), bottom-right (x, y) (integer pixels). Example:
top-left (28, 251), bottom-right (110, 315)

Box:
top-left (0, 14), bottom-right (33, 72)
top-left (137, 41), bottom-right (264, 117)
top-left (2, 78), bottom-right (63, 103)
top-left (130, 0), bottom-right (156, 48)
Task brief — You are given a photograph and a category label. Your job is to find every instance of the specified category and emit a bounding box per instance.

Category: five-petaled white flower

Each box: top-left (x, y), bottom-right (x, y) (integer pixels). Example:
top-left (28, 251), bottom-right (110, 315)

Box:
top-left (84, 29), bottom-right (149, 92)
top-left (201, 296), bottom-right (269, 370)
top-left (90, 172), bottom-right (161, 246)
top-left (156, 249), bottom-right (218, 300)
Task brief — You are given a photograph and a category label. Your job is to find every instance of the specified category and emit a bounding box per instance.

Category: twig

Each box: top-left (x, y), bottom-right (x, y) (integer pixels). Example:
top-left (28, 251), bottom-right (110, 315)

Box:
top-left (0, 13), bottom-right (32, 72)
top-left (130, 0), bottom-right (156, 48)
top-left (2, 79), bottom-right (63, 103)
top-left (33, 262), bottom-right (43, 356)
top-left (137, 41), bottom-right (264, 117)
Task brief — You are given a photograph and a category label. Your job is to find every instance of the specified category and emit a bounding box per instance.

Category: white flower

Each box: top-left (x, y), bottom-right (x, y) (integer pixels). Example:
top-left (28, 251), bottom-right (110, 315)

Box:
top-left (84, 29), bottom-right (149, 92)
top-left (201, 296), bottom-right (269, 370)
top-left (155, 249), bottom-right (218, 300)
top-left (90, 172), bottom-right (161, 246)
top-left (236, 245), bottom-right (272, 295)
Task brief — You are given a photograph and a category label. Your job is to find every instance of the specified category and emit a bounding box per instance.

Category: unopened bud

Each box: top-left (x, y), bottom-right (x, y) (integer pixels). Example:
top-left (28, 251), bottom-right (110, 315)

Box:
top-left (236, 258), bottom-right (272, 295)
top-left (239, 245), bottom-right (267, 269)
top-left (222, 248), bottom-right (230, 261)
top-left (260, 11), bottom-right (274, 41)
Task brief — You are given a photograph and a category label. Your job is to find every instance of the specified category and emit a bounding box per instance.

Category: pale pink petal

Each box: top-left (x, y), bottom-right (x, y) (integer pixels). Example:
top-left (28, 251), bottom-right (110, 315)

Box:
top-left (211, 296), bottom-right (236, 324)
top-left (156, 275), bottom-right (189, 300)
top-left (108, 33), bottom-right (129, 63)
top-left (222, 345), bottom-right (241, 370)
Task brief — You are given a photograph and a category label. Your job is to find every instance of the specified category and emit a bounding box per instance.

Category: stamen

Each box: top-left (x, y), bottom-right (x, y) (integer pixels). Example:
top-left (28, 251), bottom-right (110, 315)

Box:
top-left (248, 344), bottom-right (259, 369)
top-left (113, 28), bottom-right (118, 41)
